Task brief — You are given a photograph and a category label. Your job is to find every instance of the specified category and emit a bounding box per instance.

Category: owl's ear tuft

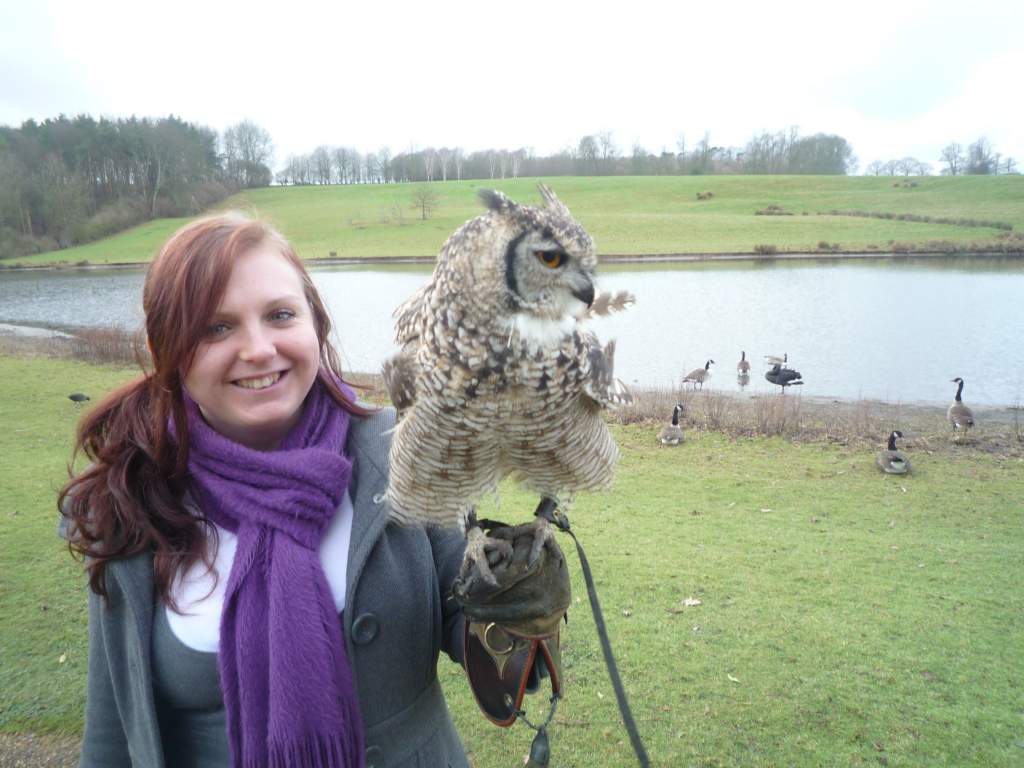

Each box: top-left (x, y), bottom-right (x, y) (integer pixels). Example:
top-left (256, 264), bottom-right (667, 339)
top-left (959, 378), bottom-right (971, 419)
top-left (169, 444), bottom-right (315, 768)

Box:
top-left (538, 184), bottom-right (571, 217)
top-left (478, 189), bottom-right (514, 214)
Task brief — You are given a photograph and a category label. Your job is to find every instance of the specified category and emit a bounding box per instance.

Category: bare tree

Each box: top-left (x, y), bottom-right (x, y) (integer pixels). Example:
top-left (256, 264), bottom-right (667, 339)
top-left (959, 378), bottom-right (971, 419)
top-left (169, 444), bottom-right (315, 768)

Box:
top-left (597, 131), bottom-right (617, 173)
top-left (966, 137), bottom-right (996, 174)
top-left (452, 147), bottom-right (465, 180)
top-left (364, 152), bottom-right (379, 183)
top-left (423, 149), bottom-right (437, 181)
top-left (576, 135), bottom-right (599, 174)
top-left (437, 148), bottom-right (451, 181)
top-left (311, 146), bottom-right (333, 184)
top-left (411, 186), bottom-right (439, 220)
top-left (332, 147), bottom-right (351, 184)
top-left (510, 149), bottom-right (526, 178)
top-left (939, 143), bottom-right (964, 175)
top-left (377, 146), bottom-right (392, 183)
top-left (865, 160), bottom-right (884, 175)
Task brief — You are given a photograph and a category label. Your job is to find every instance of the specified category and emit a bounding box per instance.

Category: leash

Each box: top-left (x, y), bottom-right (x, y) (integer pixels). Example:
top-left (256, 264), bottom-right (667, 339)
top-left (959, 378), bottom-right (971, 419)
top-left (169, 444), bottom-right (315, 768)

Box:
top-left (535, 497), bottom-right (651, 768)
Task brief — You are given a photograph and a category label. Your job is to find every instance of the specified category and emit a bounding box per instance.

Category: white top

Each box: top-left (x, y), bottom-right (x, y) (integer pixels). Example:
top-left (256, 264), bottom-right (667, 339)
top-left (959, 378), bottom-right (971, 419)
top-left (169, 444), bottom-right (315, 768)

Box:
top-left (165, 489), bottom-right (355, 652)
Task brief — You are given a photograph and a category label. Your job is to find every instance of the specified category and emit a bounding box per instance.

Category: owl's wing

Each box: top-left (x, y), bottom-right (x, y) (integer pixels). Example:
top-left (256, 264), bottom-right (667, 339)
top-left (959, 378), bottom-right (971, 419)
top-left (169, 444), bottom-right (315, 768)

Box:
top-left (382, 343), bottom-right (418, 420)
top-left (581, 334), bottom-right (632, 408)
top-left (393, 281), bottom-right (431, 345)
top-left (385, 283), bottom-right (432, 420)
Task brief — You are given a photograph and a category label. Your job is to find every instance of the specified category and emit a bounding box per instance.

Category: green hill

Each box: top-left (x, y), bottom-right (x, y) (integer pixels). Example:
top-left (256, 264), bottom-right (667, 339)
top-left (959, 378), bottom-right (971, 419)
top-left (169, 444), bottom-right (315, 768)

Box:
top-left (9, 175), bottom-right (1024, 266)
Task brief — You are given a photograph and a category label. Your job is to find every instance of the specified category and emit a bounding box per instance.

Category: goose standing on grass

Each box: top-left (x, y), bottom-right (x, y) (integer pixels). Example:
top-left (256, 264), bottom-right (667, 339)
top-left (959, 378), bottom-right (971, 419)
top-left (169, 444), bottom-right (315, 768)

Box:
top-left (877, 430), bottom-right (911, 474)
top-left (947, 377), bottom-right (975, 436)
top-left (764, 352), bottom-right (788, 367)
top-left (737, 351), bottom-right (751, 375)
top-left (765, 363), bottom-right (803, 390)
top-left (682, 360), bottom-right (714, 389)
top-left (737, 372), bottom-right (751, 390)
top-left (659, 404), bottom-right (685, 445)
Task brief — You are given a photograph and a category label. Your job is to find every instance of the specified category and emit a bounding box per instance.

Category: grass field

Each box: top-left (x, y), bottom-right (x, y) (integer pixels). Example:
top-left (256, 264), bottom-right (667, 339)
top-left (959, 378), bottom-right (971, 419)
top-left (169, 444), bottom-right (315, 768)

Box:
top-left (8, 175), bottom-right (1024, 266)
top-left (2, 354), bottom-right (1022, 766)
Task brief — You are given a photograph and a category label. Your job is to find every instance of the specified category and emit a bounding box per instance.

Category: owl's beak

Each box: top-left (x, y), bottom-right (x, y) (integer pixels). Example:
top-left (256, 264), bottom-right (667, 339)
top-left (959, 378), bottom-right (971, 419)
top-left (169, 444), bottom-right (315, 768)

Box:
top-left (571, 280), bottom-right (595, 308)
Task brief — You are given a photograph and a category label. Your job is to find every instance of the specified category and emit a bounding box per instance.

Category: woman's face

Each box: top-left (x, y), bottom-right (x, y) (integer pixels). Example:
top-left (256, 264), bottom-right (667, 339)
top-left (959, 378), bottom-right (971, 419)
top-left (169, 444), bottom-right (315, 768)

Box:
top-left (183, 244), bottom-right (321, 451)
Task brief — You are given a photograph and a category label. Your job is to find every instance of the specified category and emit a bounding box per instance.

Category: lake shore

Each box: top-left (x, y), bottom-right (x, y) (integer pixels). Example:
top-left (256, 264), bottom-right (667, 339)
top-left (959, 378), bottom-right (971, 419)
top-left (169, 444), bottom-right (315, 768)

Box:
top-left (7, 324), bottom-right (1019, 443)
top-left (4, 248), bottom-right (1024, 272)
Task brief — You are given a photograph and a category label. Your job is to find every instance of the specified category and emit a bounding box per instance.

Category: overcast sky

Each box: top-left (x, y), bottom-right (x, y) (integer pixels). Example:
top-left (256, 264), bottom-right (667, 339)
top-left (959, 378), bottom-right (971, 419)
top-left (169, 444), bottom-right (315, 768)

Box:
top-left (3, 0), bottom-right (1021, 174)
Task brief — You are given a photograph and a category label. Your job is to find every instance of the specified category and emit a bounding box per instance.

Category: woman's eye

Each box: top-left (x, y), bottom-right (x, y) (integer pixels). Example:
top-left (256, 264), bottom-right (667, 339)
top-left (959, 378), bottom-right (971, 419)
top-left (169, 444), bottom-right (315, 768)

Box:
top-left (207, 322), bottom-right (230, 337)
top-left (270, 309), bottom-right (296, 322)
top-left (534, 250), bottom-right (564, 269)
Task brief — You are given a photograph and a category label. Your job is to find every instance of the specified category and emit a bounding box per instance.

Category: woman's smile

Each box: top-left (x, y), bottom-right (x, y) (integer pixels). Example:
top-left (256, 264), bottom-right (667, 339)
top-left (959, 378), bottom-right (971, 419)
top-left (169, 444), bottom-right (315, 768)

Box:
top-left (233, 371), bottom-right (286, 390)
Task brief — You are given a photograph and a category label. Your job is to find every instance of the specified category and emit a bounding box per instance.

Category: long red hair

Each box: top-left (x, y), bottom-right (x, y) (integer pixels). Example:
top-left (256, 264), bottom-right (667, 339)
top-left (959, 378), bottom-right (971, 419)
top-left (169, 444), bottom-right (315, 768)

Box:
top-left (60, 213), bottom-right (368, 602)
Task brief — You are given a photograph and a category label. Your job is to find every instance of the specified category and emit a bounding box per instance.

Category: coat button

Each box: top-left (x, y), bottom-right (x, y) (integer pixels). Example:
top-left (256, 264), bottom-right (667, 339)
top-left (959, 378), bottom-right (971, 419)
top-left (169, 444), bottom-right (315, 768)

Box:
top-left (365, 745), bottom-right (382, 767)
top-left (352, 613), bottom-right (379, 645)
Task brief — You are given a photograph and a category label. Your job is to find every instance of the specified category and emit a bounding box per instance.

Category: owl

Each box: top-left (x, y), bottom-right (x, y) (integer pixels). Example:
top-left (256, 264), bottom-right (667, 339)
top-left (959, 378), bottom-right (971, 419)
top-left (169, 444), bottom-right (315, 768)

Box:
top-left (382, 185), bottom-right (632, 583)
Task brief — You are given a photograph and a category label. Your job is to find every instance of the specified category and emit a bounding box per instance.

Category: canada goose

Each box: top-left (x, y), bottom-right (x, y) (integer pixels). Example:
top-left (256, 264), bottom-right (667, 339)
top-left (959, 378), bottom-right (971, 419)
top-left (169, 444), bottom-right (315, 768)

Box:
top-left (765, 364), bottom-right (803, 390)
top-left (947, 377), bottom-right (974, 435)
top-left (682, 360), bottom-right (714, 389)
top-left (737, 351), bottom-right (751, 375)
top-left (68, 393), bottom-right (90, 403)
top-left (659, 404), bottom-right (685, 445)
top-left (737, 372), bottom-right (751, 390)
top-left (877, 430), bottom-right (911, 474)
top-left (764, 353), bottom-right (788, 367)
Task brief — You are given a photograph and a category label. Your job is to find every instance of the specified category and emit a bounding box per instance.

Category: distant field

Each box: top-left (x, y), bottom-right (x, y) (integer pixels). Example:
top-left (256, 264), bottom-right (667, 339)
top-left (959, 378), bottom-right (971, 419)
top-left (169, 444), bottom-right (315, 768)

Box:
top-left (8, 175), bottom-right (1024, 266)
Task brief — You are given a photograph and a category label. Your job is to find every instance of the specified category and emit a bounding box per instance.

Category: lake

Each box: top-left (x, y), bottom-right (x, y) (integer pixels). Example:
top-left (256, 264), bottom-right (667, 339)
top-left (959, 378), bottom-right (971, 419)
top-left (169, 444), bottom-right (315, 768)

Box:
top-left (2, 256), bottom-right (1022, 406)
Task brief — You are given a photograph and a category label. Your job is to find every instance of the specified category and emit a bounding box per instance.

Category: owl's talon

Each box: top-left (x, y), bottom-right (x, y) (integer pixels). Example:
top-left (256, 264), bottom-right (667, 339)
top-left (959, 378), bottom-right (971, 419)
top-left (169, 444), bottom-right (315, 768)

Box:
top-left (461, 527), bottom-right (513, 587)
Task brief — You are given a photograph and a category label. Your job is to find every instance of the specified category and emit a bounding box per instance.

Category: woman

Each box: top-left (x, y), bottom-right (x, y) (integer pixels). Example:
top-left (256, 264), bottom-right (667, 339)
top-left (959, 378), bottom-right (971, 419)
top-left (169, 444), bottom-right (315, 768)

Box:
top-left (60, 214), bottom-right (469, 768)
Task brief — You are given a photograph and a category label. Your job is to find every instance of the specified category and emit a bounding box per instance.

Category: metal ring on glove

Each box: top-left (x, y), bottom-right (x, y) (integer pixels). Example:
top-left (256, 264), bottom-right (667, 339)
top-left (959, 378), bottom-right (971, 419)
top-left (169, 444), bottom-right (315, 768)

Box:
top-left (483, 622), bottom-right (515, 655)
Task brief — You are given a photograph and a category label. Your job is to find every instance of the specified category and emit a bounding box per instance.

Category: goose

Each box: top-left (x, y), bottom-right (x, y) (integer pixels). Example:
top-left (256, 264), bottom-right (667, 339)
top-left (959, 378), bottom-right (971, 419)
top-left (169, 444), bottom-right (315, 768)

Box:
top-left (737, 351), bottom-right (751, 375)
top-left (765, 364), bottom-right (803, 390)
top-left (737, 372), bottom-right (751, 390)
top-left (877, 430), bottom-right (911, 474)
top-left (764, 352), bottom-right (788, 367)
top-left (659, 404), bottom-right (685, 445)
top-left (947, 377), bottom-right (974, 435)
top-left (682, 360), bottom-right (714, 389)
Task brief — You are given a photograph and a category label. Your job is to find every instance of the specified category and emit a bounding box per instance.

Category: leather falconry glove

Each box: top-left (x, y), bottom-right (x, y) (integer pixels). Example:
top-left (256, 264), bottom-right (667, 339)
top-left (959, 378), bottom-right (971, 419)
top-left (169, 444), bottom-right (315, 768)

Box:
top-left (452, 518), bottom-right (570, 730)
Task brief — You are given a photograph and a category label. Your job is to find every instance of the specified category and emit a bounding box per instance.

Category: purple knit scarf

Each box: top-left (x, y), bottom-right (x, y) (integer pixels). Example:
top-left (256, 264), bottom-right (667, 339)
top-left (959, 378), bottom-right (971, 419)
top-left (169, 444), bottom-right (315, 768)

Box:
top-left (181, 377), bottom-right (365, 768)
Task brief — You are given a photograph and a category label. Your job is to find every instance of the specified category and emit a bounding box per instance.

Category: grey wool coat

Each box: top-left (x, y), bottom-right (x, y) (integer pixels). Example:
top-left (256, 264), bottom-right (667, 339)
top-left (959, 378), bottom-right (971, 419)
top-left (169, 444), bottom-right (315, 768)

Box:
top-left (76, 407), bottom-right (470, 768)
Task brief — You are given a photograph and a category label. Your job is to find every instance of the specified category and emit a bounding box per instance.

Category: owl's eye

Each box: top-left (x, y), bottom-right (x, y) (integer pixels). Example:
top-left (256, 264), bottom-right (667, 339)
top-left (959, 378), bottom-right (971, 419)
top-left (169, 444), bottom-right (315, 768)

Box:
top-left (534, 250), bottom-right (564, 269)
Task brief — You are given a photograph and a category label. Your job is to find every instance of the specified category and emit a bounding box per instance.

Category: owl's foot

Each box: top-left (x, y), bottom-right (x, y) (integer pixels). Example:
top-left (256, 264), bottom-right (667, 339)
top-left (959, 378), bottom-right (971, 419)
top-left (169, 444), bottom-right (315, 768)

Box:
top-left (461, 525), bottom-right (514, 588)
top-left (491, 515), bottom-right (559, 568)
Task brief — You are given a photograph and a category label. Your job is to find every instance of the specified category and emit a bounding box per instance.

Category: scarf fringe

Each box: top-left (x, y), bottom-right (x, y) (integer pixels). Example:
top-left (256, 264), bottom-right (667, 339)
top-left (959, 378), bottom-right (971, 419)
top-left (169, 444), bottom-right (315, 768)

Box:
top-left (256, 732), bottom-right (363, 768)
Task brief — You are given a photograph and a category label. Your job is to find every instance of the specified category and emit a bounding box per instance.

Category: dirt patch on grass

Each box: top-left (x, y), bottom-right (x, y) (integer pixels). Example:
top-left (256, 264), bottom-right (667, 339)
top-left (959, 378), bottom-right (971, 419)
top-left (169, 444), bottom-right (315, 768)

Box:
top-left (0, 733), bottom-right (79, 768)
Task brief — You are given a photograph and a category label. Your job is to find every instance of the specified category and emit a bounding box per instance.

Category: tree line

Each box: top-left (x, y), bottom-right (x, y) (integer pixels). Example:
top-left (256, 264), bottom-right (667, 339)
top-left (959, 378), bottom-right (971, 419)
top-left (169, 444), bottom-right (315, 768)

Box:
top-left (865, 137), bottom-right (1016, 177)
top-left (0, 115), bottom-right (273, 258)
top-left (3, 111), bottom-right (1016, 259)
top-left (276, 128), bottom-right (859, 186)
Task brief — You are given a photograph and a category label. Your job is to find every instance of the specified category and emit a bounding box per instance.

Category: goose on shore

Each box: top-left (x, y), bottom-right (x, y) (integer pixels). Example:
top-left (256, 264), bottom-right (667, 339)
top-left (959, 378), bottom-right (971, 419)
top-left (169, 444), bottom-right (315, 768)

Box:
top-left (764, 352), bottom-right (787, 366)
top-left (765, 364), bottom-right (803, 390)
top-left (737, 351), bottom-right (751, 375)
top-left (682, 360), bottom-right (714, 389)
top-left (877, 430), bottom-right (911, 474)
top-left (947, 377), bottom-right (975, 436)
top-left (659, 404), bottom-right (685, 445)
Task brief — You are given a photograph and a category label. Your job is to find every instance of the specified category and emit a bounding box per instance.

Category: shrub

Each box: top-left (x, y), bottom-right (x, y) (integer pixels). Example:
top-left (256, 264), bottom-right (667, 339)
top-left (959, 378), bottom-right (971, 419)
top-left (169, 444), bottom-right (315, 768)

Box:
top-left (755, 204), bottom-right (792, 216)
top-left (754, 244), bottom-right (778, 255)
